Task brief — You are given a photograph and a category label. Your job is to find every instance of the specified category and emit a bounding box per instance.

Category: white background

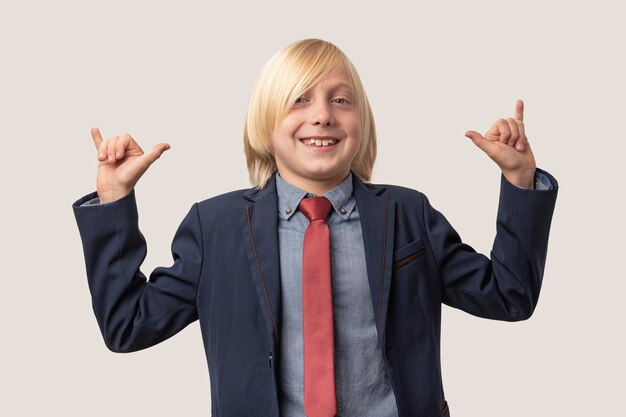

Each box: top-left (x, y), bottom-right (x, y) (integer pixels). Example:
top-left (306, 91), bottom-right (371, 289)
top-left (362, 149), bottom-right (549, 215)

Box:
top-left (1, 0), bottom-right (623, 415)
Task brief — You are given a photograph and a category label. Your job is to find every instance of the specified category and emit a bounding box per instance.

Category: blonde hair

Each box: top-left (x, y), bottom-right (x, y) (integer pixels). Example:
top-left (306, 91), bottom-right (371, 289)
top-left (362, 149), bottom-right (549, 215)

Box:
top-left (243, 38), bottom-right (377, 189)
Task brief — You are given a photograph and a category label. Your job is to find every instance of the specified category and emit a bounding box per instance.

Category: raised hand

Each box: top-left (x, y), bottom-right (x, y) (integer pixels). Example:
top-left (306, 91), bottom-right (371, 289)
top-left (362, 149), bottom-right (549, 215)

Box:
top-left (91, 128), bottom-right (171, 202)
top-left (464, 100), bottom-right (537, 189)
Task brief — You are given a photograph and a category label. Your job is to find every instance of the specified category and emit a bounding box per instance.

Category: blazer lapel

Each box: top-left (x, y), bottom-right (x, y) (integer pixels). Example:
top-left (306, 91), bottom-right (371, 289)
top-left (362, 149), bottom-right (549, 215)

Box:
top-left (241, 171), bottom-right (282, 352)
top-left (352, 173), bottom-right (396, 344)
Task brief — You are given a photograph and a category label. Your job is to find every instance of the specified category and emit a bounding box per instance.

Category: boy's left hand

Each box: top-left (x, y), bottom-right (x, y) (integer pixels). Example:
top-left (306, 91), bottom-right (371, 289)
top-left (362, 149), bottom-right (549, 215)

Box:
top-left (464, 99), bottom-right (537, 189)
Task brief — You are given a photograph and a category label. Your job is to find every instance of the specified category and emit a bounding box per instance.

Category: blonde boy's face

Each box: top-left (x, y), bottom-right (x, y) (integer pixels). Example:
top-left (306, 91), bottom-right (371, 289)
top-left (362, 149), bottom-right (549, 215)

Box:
top-left (271, 65), bottom-right (361, 192)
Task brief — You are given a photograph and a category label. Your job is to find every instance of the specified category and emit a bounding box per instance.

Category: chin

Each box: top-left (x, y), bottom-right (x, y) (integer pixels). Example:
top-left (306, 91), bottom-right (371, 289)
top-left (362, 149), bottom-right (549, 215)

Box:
top-left (307, 167), bottom-right (346, 180)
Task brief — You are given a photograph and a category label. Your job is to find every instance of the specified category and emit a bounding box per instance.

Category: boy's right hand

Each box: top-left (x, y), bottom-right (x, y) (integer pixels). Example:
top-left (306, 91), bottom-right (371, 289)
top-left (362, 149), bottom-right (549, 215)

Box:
top-left (91, 127), bottom-right (170, 203)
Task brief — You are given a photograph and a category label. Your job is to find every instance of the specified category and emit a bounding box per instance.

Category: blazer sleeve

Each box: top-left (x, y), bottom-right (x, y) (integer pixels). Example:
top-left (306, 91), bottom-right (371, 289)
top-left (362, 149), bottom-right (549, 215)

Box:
top-left (421, 167), bottom-right (559, 321)
top-left (72, 189), bottom-right (202, 352)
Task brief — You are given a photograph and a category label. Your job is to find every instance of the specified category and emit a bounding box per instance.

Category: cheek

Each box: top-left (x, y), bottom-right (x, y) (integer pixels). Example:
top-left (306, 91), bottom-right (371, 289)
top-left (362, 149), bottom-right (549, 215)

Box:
top-left (346, 114), bottom-right (361, 138)
top-left (350, 122), bottom-right (363, 148)
top-left (272, 121), bottom-right (297, 148)
top-left (271, 130), bottom-right (296, 163)
top-left (277, 114), bottom-right (300, 137)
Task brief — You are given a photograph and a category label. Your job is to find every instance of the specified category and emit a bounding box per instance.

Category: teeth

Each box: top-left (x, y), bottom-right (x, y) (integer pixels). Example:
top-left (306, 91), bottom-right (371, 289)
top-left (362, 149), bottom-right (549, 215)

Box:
top-left (303, 138), bottom-right (336, 146)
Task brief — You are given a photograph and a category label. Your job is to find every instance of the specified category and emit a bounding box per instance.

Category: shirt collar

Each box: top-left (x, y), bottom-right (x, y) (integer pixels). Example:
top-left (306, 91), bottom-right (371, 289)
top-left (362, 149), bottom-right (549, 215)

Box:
top-left (276, 171), bottom-right (357, 221)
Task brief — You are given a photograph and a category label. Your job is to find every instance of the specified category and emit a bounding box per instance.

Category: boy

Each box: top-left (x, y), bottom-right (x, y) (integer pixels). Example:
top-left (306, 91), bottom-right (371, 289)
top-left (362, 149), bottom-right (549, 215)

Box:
top-left (73, 39), bottom-right (558, 417)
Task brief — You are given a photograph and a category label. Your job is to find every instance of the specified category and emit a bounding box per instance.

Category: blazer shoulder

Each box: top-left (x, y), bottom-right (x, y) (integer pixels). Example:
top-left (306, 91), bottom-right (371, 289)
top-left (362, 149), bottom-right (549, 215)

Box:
top-left (370, 181), bottom-right (426, 205)
top-left (195, 186), bottom-right (255, 214)
top-left (188, 187), bottom-right (254, 231)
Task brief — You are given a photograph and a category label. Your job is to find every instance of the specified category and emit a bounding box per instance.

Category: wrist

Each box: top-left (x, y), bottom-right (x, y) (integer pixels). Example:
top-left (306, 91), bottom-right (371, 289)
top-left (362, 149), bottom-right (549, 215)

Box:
top-left (503, 169), bottom-right (535, 189)
top-left (97, 189), bottom-right (132, 203)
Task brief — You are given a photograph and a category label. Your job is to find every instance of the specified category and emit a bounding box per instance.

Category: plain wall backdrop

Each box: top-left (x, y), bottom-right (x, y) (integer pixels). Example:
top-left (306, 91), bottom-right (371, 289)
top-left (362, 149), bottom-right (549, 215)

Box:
top-left (1, 0), bottom-right (623, 415)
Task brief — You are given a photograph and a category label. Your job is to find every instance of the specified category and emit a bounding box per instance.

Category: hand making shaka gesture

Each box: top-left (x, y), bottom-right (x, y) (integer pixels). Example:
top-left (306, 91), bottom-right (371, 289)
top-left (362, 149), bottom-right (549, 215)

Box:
top-left (90, 128), bottom-right (171, 203)
top-left (464, 99), bottom-right (537, 189)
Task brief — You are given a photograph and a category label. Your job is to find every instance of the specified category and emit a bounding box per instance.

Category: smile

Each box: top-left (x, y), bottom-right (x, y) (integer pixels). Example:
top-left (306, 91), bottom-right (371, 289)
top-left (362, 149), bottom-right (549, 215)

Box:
top-left (300, 138), bottom-right (338, 147)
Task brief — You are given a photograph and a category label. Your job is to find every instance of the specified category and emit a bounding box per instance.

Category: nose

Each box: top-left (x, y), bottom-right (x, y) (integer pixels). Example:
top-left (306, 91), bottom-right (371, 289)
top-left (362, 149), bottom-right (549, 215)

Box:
top-left (308, 99), bottom-right (335, 127)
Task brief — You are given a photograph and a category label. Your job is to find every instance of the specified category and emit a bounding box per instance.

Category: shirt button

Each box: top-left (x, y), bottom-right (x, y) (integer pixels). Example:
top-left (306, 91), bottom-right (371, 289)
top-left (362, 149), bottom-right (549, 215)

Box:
top-left (340, 207), bottom-right (347, 214)
top-left (285, 208), bottom-right (292, 214)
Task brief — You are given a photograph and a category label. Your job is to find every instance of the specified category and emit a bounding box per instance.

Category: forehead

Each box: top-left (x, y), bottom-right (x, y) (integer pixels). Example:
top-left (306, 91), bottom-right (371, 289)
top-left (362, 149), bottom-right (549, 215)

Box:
top-left (308, 66), bottom-right (354, 92)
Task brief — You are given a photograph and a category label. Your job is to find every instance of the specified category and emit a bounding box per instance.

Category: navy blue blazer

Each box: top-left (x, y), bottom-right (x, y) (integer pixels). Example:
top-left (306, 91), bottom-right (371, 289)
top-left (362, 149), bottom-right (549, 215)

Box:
top-left (72, 168), bottom-right (558, 417)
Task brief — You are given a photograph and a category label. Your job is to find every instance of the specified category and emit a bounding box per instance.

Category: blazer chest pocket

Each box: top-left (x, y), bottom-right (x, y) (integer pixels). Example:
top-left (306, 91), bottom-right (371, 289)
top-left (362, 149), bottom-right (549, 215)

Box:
top-left (392, 238), bottom-right (425, 271)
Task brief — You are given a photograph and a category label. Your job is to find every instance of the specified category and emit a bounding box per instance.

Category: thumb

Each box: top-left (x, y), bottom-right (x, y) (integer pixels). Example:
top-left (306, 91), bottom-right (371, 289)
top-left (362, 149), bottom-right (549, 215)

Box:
top-left (141, 143), bottom-right (171, 167)
top-left (465, 130), bottom-right (496, 156)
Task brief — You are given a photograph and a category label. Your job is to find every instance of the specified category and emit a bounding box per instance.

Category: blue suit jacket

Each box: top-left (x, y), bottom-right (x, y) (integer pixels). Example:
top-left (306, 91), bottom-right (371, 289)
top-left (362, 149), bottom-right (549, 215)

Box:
top-left (72, 168), bottom-right (558, 417)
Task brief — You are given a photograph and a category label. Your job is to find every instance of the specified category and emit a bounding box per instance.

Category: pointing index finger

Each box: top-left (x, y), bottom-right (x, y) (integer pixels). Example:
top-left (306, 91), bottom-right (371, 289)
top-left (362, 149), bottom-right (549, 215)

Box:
top-left (515, 99), bottom-right (524, 122)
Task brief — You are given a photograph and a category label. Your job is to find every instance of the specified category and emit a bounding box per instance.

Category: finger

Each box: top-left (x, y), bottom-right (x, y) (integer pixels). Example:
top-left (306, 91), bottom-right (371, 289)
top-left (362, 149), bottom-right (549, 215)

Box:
top-left (516, 121), bottom-right (526, 151)
top-left (497, 119), bottom-right (511, 144)
top-left (106, 136), bottom-right (120, 163)
top-left (98, 139), bottom-right (109, 161)
top-left (116, 133), bottom-right (133, 160)
top-left (465, 130), bottom-right (497, 157)
top-left (515, 99), bottom-right (524, 122)
top-left (91, 127), bottom-right (105, 159)
top-left (140, 143), bottom-right (171, 167)
top-left (506, 117), bottom-right (519, 147)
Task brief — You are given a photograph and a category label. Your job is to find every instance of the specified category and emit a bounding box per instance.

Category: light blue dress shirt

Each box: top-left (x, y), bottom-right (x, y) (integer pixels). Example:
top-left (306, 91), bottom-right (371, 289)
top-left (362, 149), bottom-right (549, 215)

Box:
top-left (275, 171), bottom-right (399, 417)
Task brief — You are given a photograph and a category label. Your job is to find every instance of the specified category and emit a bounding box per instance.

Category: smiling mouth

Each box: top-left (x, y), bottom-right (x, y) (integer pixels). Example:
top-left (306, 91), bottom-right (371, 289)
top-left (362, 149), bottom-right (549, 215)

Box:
top-left (300, 137), bottom-right (340, 147)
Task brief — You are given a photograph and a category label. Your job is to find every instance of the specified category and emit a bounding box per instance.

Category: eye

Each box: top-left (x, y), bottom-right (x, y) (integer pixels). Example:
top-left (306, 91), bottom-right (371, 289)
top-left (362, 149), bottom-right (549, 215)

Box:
top-left (294, 97), bottom-right (308, 104)
top-left (332, 98), bottom-right (351, 104)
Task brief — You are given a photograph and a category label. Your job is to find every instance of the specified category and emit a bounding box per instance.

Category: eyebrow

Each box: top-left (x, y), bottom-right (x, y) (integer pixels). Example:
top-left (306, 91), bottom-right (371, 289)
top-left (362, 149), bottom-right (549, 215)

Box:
top-left (328, 82), bottom-right (354, 92)
top-left (304, 82), bottom-right (354, 96)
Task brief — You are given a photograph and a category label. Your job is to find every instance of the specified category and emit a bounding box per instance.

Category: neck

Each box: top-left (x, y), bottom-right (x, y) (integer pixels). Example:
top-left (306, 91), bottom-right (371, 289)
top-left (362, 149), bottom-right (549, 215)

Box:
top-left (278, 170), bottom-right (350, 196)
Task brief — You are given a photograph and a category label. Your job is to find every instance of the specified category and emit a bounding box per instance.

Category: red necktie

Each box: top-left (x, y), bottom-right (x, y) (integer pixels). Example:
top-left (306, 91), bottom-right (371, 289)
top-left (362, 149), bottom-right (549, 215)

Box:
top-left (299, 196), bottom-right (336, 417)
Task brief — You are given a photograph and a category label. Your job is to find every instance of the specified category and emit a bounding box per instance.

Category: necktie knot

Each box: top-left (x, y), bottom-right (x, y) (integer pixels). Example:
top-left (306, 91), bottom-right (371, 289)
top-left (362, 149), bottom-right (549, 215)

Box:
top-left (299, 196), bottom-right (332, 222)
